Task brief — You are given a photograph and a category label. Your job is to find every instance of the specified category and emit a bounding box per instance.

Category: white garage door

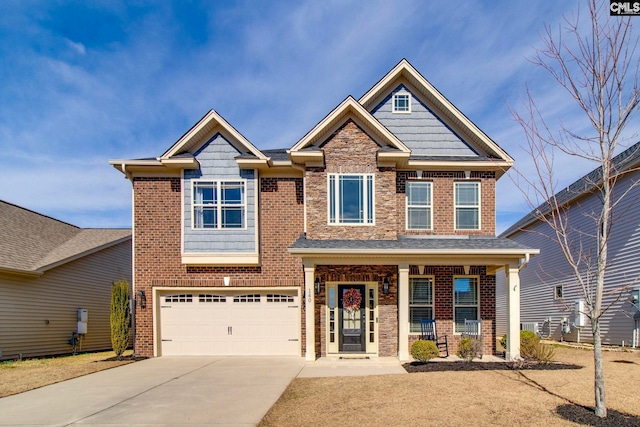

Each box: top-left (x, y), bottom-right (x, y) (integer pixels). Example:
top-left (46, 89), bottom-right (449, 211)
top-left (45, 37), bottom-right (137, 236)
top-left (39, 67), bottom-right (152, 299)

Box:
top-left (159, 291), bottom-right (300, 356)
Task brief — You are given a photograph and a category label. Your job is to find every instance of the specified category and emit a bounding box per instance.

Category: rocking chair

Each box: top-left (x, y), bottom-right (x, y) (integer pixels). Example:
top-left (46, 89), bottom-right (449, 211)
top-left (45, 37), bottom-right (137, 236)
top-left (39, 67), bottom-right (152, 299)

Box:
top-left (420, 319), bottom-right (449, 357)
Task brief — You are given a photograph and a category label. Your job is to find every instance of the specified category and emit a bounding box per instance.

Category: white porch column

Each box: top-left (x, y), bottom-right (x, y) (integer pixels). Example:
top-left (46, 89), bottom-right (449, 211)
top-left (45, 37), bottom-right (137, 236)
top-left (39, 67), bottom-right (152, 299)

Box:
top-left (304, 263), bottom-right (316, 361)
top-left (398, 263), bottom-right (410, 361)
top-left (505, 263), bottom-right (521, 360)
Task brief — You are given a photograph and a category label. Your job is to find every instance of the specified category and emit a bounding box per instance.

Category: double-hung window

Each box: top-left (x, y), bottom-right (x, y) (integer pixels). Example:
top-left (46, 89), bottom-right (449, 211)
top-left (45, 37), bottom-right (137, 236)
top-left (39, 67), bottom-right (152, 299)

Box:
top-left (328, 174), bottom-right (374, 225)
top-left (193, 180), bottom-right (245, 229)
top-left (454, 277), bottom-right (479, 333)
top-left (454, 182), bottom-right (480, 230)
top-left (406, 181), bottom-right (432, 230)
top-left (409, 277), bottom-right (433, 333)
top-left (393, 93), bottom-right (411, 113)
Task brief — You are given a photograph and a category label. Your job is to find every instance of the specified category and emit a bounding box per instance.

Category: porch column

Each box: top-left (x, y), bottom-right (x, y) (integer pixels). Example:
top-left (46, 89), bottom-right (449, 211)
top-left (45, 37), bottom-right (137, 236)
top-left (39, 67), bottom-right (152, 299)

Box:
top-left (398, 263), bottom-right (410, 361)
top-left (505, 263), bottom-right (521, 360)
top-left (304, 263), bottom-right (316, 361)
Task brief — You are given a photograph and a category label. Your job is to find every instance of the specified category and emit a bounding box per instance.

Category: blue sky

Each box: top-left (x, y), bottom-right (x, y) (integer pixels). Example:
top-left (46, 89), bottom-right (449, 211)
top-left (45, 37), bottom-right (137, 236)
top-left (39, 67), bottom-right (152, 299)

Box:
top-left (0, 1), bottom-right (634, 233)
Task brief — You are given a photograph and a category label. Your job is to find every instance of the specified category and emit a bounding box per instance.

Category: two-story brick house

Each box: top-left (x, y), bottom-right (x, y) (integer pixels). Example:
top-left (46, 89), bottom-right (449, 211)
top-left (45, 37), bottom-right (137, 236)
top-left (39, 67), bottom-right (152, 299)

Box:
top-left (110, 59), bottom-right (537, 361)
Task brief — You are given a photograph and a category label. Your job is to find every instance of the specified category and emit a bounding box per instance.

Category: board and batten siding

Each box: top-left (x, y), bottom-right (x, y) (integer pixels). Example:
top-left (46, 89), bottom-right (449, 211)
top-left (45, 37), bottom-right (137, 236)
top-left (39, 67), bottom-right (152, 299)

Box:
top-left (371, 84), bottom-right (477, 157)
top-left (183, 133), bottom-right (257, 253)
top-left (496, 171), bottom-right (640, 347)
top-left (0, 240), bottom-right (132, 360)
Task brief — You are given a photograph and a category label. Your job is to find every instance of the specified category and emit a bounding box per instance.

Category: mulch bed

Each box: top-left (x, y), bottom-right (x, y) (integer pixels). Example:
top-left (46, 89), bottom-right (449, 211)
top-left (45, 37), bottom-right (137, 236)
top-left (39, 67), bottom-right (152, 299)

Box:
top-left (100, 355), bottom-right (148, 362)
top-left (556, 404), bottom-right (640, 427)
top-left (403, 360), bottom-right (583, 372)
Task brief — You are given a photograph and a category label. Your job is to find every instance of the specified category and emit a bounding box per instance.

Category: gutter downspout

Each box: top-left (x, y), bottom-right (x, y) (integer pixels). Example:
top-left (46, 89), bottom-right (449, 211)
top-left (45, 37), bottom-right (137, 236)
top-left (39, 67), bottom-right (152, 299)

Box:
top-left (518, 252), bottom-right (531, 272)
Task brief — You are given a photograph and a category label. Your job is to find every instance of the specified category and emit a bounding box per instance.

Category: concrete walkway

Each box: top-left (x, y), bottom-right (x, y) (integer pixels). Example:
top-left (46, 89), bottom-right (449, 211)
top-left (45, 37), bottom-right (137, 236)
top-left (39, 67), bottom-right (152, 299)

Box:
top-left (297, 357), bottom-right (407, 377)
top-left (0, 357), bottom-right (305, 427)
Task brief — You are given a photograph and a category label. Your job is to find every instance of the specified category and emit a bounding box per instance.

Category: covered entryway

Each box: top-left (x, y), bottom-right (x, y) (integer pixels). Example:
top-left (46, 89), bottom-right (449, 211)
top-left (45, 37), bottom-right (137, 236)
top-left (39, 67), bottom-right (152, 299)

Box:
top-left (158, 290), bottom-right (300, 356)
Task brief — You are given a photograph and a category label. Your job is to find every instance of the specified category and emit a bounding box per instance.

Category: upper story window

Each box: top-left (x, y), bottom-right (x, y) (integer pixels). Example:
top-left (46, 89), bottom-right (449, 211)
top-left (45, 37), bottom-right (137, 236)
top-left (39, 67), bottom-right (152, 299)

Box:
top-left (454, 181), bottom-right (480, 230)
top-left (393, 93), bottom-right (411, 113)
top-left (328, 174), bottom-right (374, 225)
top-left (193, 180), bottom-right (245, 229)
top-left (406, 181), bottom-right (432, 230)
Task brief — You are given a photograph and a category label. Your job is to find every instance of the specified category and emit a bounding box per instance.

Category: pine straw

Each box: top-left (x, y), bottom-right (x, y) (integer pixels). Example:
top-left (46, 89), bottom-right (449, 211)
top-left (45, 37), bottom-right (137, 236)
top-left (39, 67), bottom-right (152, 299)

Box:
top-left (260, 347), bottom-right (640, 427)
top-left (0, 350), bottom-right (135, 398)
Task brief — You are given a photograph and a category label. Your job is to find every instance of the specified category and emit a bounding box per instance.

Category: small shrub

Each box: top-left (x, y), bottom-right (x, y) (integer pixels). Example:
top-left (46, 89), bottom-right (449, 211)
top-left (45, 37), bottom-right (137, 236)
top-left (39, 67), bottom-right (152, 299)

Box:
top-left (531, 342), bottom-right (556, 364)
top-left (411, 340), bottom-right (439, 362)
top-left (457, 337), bottom-right (482, 362)
top-left (499, 335), bottom-right (507, 351)
top-left (500, 330), bottom-right (540, 356)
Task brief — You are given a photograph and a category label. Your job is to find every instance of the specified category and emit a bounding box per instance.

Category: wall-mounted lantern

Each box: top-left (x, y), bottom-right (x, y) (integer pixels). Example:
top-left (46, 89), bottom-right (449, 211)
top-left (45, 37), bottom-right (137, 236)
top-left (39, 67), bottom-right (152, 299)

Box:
top-left (315, 277), bottom-right (321, 295)
top-left (382, 277), bottom-right (390, 295)
top-left (137, 290), bottom-right (146, 309)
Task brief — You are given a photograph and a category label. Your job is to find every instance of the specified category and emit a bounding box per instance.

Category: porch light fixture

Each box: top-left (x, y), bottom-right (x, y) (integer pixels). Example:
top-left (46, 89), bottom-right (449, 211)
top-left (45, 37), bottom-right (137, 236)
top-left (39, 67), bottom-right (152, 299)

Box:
top-left (315, 277), bottom-right (321, 295)
top-left (137, 290), bottom-right (146, 309)
top-left (382, 277), bottom-right (390, 295)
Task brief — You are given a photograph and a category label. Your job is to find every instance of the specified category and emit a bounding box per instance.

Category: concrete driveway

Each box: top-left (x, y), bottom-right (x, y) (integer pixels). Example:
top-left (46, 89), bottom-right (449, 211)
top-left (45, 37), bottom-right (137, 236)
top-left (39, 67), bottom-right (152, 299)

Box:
top-left (0, 356), bottom-right (305, 427)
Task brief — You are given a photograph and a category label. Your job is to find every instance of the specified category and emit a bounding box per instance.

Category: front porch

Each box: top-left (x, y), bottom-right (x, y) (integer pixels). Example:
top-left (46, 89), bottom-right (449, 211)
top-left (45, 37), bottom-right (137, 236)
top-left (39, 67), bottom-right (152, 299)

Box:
top-left (290, 235), bottom-right (538, 362)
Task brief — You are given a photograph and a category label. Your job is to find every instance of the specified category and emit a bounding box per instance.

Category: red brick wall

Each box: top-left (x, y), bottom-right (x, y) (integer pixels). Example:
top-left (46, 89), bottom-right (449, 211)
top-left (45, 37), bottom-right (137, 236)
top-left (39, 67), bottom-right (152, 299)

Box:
top-left (132, 176), bottom-right (305, 357)
top-left (396, 171), bottom-right (496, 236)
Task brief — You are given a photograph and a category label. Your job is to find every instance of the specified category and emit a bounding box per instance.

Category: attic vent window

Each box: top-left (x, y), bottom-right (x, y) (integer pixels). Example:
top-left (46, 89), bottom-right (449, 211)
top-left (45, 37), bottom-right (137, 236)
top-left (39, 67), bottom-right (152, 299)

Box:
top-left (393, 93), bottom-right (411, 113)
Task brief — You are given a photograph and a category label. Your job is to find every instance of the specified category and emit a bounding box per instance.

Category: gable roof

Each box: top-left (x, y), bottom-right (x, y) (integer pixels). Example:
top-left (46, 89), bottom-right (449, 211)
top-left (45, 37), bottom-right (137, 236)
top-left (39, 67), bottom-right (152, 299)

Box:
top-left (359, 59), bottom-right (513, 164)
top-left (0, 200), bottom-right (131, 276)
top-left (500, 141), bottom-right (640, 238)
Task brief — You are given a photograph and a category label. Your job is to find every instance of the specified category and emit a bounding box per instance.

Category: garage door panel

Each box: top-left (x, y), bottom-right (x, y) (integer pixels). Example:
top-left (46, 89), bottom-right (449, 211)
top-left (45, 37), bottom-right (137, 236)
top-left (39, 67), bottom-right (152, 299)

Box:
top-left (160, 291), bottom-right (299, 356)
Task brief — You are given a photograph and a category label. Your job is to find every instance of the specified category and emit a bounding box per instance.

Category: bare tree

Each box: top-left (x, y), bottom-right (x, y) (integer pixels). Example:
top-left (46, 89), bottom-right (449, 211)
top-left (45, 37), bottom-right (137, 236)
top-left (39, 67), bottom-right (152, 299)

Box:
top-left (512, 0), bottom-right (640, 418)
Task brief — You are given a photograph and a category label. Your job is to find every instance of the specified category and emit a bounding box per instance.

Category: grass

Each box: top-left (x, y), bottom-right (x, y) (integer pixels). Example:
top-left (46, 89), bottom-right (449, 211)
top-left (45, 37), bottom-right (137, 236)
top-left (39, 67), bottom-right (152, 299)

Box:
top-left (260, 346), bottom-right (640, 427)
top-left (0, 350), bottom-right (135, 398)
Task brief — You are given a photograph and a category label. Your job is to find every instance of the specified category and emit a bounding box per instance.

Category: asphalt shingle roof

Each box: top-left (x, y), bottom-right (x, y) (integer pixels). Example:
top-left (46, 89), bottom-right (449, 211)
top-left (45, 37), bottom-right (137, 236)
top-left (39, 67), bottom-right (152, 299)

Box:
top-left (290, 234), bottom-right (534, 252)
top-left (0, 200), bottom-right (131, 273)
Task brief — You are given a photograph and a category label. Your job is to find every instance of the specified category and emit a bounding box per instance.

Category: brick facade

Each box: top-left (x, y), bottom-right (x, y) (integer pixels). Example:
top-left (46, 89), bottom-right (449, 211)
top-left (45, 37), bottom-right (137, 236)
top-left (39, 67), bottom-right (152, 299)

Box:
top-left (132, 176), bottom-right (305, 357)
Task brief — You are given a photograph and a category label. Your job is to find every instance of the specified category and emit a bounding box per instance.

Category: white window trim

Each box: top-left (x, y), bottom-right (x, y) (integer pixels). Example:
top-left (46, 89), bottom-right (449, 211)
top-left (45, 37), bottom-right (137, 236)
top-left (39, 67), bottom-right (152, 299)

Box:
top-left (392, 92), bottom-right (411, 114)
top-left (327, 173), bottom-right (375, 226)
top-left (191, 179), bottom-right (248, 231)
top-left (406, 181), bottom-right (433, 231)
top-left (454, 181), bottom-right (481, 231)
top-left (409, 275), bottom-right (434, 334)
top-left (554, 284), bottom-right (564, 300)
top-left (453, 275), bottom-right (480, 335)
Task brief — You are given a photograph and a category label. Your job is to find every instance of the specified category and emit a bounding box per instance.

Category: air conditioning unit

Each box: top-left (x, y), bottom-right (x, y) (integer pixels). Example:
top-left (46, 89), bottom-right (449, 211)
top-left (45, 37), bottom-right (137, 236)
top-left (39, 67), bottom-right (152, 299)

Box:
top-left (77, 308), bottom-right (88, 335)
top-left (572, 300), bottom-right (586, 328)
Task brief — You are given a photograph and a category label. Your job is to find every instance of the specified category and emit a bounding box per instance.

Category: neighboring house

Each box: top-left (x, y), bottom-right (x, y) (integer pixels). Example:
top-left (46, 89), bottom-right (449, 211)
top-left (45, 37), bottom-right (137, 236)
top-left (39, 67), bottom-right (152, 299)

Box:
top-left (0, 200), bottom-right (132, 360)
top-left (110, 59), bottom-right (537, 361)
top-left (496, 142), bottom-right (640, 348)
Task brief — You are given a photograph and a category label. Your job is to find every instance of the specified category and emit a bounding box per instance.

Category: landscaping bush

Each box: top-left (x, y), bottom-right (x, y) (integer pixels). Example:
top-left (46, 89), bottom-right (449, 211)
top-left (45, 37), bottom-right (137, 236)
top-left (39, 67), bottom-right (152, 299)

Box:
top-left (500, 331), bottom-right (539, 353)
top-left (500, 330), bottom-right (554, 363)
top-left (411, 340), bottom-right (439, 362)
top-left (110, 279), bottom-right (131, 359)
top-left (457, 337), bottom-right (482, 362)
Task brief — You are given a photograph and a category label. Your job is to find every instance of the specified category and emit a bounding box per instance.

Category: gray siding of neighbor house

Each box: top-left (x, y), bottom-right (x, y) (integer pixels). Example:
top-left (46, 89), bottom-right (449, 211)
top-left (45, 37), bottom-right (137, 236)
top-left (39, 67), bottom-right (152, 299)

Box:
top-left (371, 84), bottom-right (478, 157)
top-left (0, 240), bottom-right (132, 361)
top-left (496, 171), bottom-right (640, 347)
top-left (183, 133), bottom-right (257, 253)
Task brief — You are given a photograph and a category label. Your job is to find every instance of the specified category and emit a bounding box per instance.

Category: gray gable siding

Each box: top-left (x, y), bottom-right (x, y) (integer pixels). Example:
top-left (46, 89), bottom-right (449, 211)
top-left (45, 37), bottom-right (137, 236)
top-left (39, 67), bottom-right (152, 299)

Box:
top-left (496, 170), bottom-right (640, 347)
top-left (183, 134), bottom-right (256, 253)
top-left (371, 84), bottom-right (477, 157)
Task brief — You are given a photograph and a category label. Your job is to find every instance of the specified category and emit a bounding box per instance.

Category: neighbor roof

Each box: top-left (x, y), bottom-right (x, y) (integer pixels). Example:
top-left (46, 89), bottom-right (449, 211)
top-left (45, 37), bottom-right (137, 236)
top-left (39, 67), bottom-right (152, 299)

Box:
top-left (0, 200), bottom-right (131, 275)
top-left (501, 141), bottom-right (640, 238)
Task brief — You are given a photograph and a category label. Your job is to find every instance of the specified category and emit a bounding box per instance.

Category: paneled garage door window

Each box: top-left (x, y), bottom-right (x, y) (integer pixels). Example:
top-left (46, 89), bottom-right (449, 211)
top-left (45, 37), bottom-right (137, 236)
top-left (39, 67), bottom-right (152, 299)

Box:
top-left (165, 294), bottom-right (193, 303)
top-left (199, 294), bottom-right (226, 303)
top-left (233, 294), bottom-right (261, 303)
top-left (267, 294), bottom-right (295, 303)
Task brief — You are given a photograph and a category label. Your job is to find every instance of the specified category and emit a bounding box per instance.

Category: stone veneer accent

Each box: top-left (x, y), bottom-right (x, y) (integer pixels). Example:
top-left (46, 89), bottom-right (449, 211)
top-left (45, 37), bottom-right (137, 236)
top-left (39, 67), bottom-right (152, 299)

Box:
top-left (305, 120), bottom-right (398, 240)
top-left (132, 176), bottom-right (305, 357)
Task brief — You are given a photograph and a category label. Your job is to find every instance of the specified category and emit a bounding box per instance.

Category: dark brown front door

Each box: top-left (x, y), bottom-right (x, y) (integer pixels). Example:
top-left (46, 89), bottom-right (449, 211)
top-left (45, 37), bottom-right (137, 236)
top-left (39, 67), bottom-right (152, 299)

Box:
top-left (338, 284), bottom-right (366, 352)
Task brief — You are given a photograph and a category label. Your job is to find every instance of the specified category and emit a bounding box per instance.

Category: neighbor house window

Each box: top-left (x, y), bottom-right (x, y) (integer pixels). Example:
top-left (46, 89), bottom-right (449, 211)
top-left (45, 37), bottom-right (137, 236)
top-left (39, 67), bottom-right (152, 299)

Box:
top-left (193, 180), bottom-right (245, 229)
top-left (454, 182), bottom-right (480, 230)
top-left (406, 181), bottom-right (432, 230)
top-left (393, 93), bottom-right (411, 113)
top-left (328, 174), bottom-right (374, 225)
top-left (454, 277), bottom-right (479, 333)
top-left (554, 285), bottom-right (563, 299)
top-left (410, 277), bottom-right (433, 333)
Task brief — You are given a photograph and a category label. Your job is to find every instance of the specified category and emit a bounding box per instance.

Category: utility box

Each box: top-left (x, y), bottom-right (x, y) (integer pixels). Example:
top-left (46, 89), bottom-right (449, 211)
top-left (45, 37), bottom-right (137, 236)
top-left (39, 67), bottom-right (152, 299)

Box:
top-left (77, 308), bottom-right (88, 334)
top-left (572, 300), bottom-right (586, 328)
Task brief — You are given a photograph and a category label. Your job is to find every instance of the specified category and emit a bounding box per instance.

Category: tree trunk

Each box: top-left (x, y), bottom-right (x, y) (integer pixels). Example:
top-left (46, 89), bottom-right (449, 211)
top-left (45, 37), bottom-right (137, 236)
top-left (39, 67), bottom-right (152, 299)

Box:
top-left (592, 319), bottom-right (607, 417)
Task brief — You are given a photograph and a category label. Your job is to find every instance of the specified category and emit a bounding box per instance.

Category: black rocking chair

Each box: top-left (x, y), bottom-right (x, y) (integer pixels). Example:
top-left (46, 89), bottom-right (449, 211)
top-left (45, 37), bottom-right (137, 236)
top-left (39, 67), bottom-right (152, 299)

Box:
top-left (462, 319), bottom-right (483, 358)
top-left (420, 319), bottom-right (449, 357)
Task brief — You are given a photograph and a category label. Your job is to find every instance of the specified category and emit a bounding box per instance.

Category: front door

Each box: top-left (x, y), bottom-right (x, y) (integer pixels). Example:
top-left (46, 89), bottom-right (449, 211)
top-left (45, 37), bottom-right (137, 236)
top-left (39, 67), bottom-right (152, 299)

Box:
top-left (338, 285), bottom-right (366, 352)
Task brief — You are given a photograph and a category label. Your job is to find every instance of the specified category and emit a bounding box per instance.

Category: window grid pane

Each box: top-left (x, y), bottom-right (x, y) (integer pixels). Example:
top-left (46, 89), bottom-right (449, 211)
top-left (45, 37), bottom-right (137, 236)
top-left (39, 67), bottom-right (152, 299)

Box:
top-left (455, 182), bottom-right (479, 230)
top-left (410, 307), bottom-right (433, 333)
top-left (407, 182), bottom-right (432, 230)
top-left (328, 174), bottom-right (374, 225)
top-left (409, 277), bottom-right (433, 333)
top-left (193, 180), bottom-right (245, 229)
